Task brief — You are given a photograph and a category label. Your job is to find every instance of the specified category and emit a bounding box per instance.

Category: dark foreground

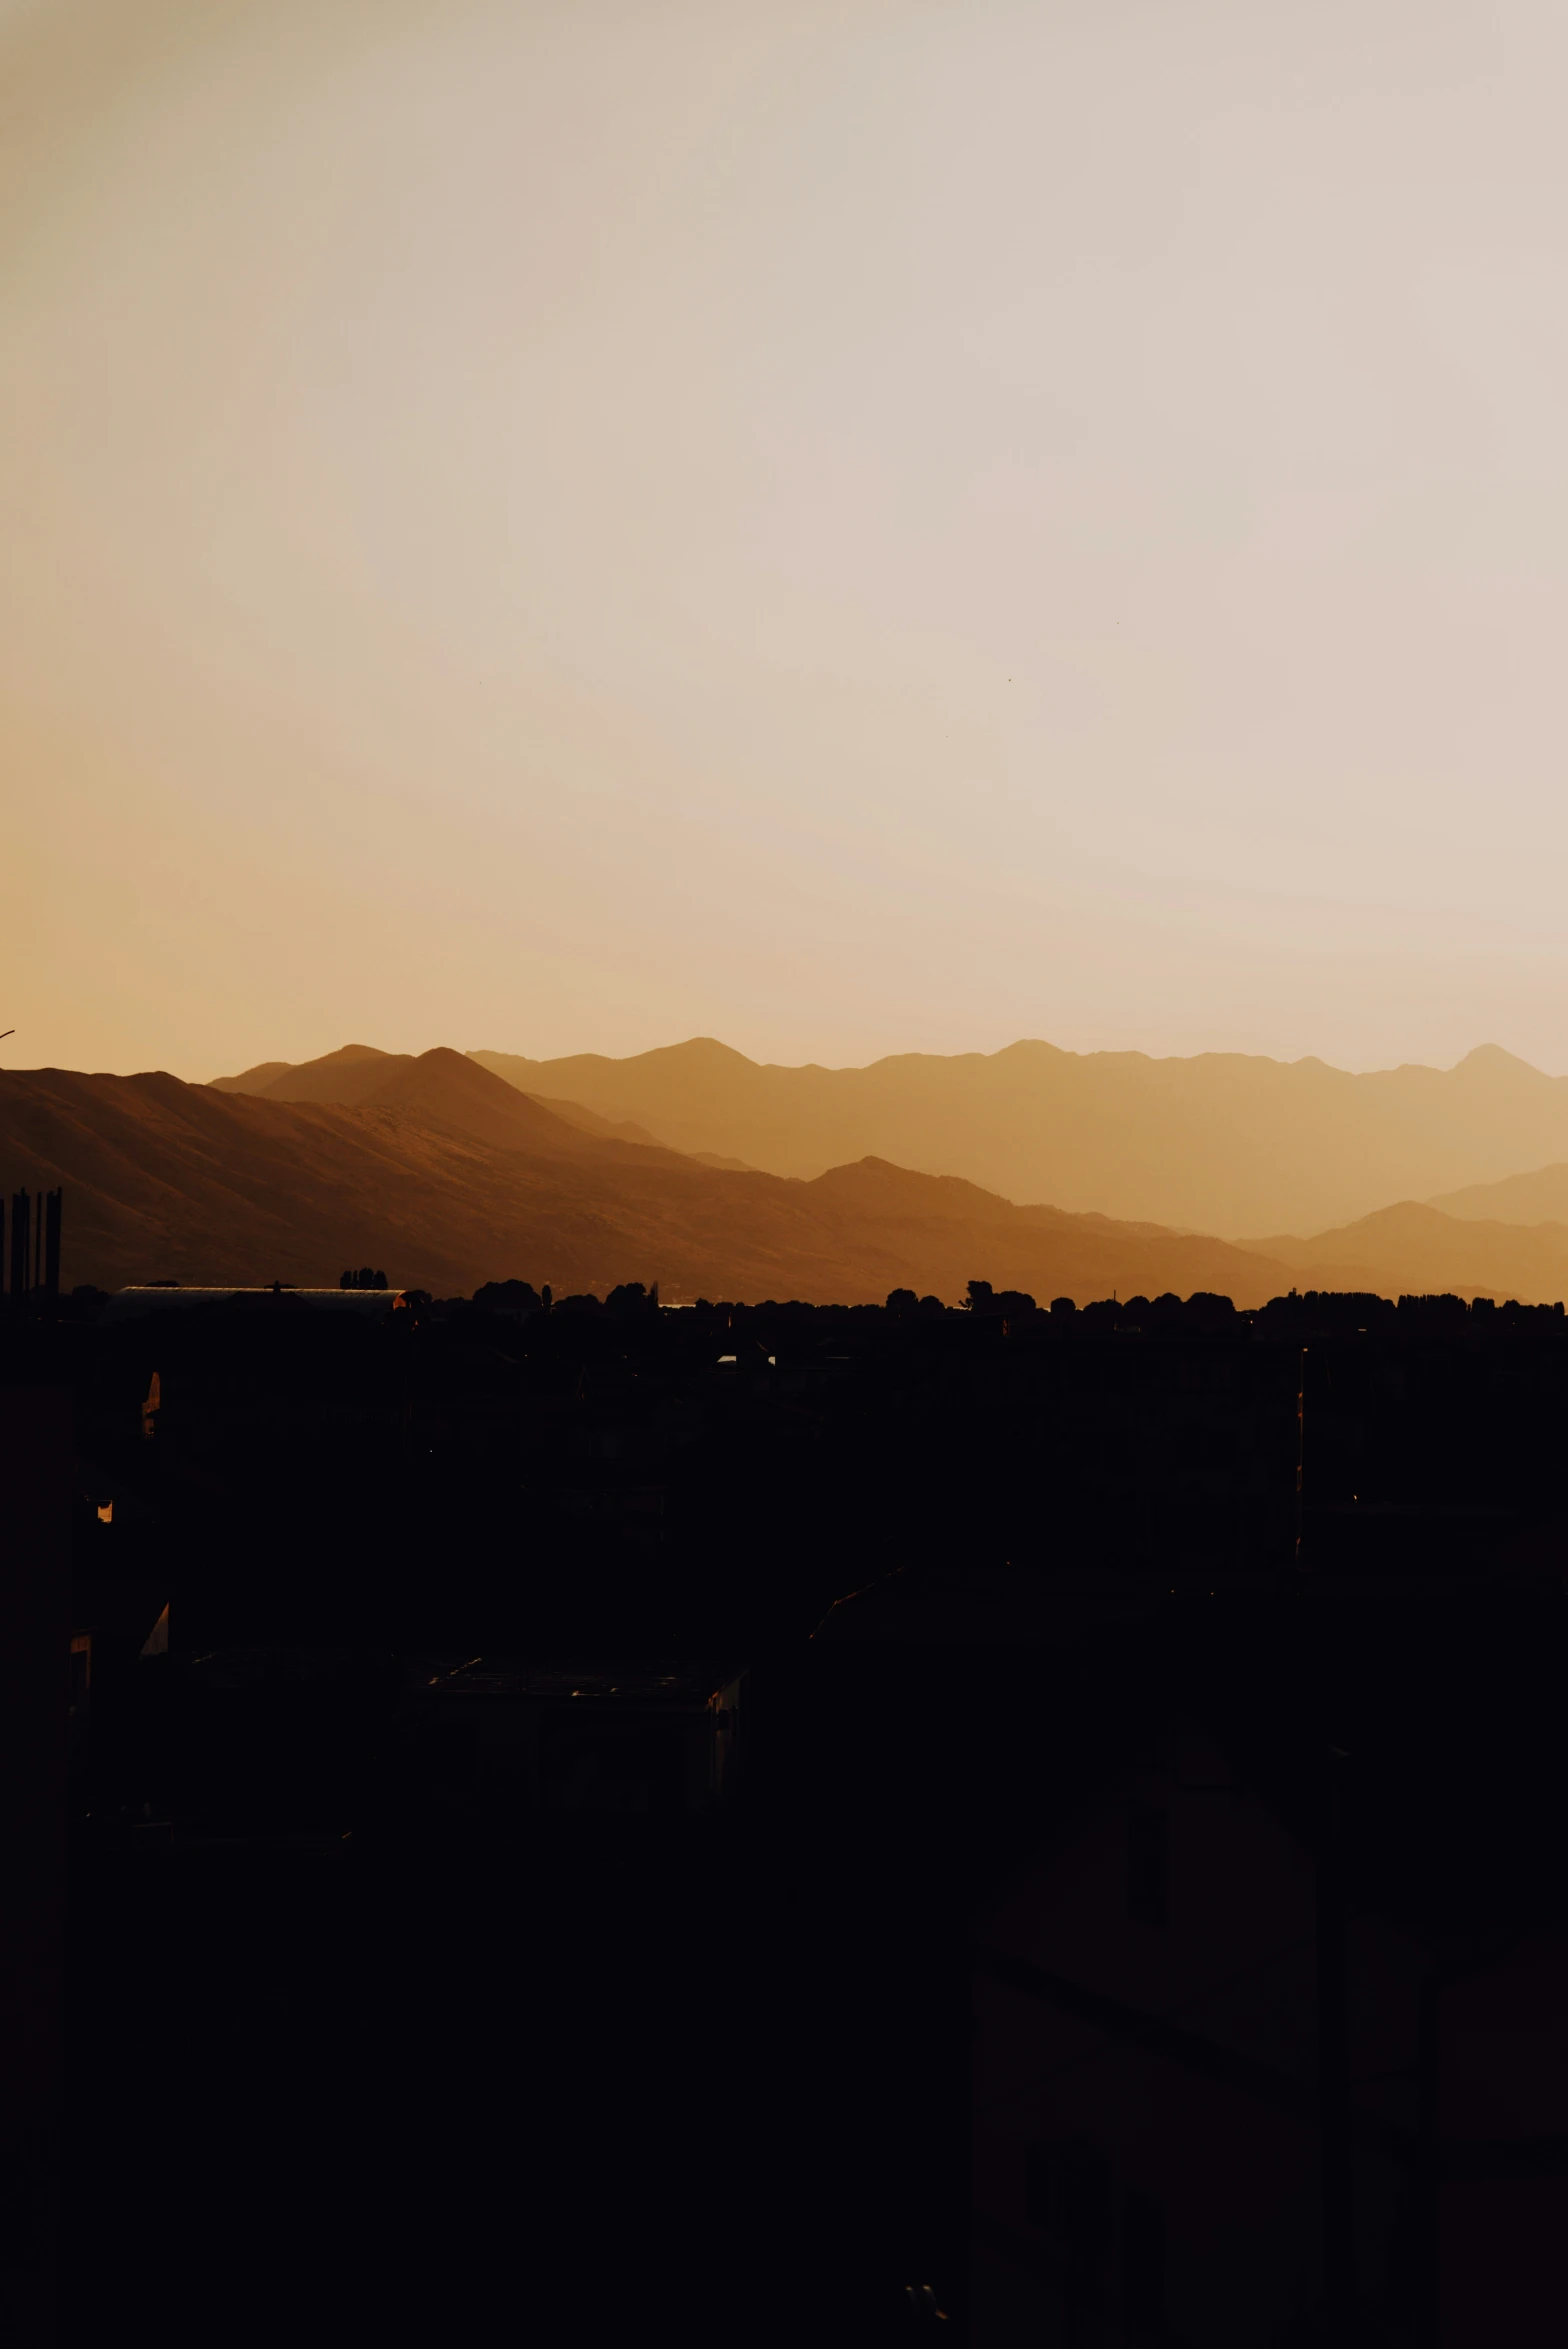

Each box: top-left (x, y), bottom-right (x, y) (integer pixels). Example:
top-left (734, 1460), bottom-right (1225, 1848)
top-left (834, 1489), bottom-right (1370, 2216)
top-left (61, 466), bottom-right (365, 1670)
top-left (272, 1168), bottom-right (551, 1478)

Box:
top-left (9, 1287), bottom-right (1568, 2342)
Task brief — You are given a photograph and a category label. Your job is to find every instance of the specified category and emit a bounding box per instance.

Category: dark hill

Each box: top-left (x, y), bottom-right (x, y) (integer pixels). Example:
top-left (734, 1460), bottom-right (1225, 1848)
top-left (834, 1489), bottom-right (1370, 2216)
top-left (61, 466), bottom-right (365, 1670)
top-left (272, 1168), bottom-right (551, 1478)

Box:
top-left (0, 1061), bottom-right (1303, 1305)
top-left (210, 1044), bottom-right (672, 1161)
top-left (208, 1059), bottom-right (294, 1094)
top-left (213, 1044), bottom-right (408, 1105)
top-left (349, 1047), bottom-right (621, 1157)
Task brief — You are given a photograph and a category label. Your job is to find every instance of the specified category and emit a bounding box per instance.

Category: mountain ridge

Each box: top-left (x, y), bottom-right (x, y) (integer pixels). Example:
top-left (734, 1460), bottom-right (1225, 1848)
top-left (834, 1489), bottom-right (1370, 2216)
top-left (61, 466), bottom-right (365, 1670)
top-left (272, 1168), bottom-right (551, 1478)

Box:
top-left (16, 1046), bottom-right (1568, 1303)
top-left (467, 1036), bottom-right (1568, 1235)
top-left (1247, 1199), bottom-right (1568, 1303)
top-left (1428, 1161), bottom-right (1568, 1226)
top-left (0, 1059), bottom-right (1308, 1305)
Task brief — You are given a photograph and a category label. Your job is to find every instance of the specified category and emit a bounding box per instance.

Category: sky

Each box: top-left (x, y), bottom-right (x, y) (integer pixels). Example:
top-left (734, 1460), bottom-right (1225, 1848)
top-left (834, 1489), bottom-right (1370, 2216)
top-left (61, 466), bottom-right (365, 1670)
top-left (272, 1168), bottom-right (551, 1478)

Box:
top-left (5, 0), bottom-right (1568, 1080)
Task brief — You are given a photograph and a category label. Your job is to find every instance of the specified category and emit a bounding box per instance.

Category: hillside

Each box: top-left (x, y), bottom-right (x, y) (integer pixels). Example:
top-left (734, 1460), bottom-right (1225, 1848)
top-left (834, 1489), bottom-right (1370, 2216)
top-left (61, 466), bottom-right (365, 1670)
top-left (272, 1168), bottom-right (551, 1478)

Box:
top-left (211, 1044), bottom-right (399, 1105)
top-left (470, 1038), bottom-right (1568, 1237)
top-left (1428, 1162), bottom-right (1568, 1225)
top-left (209, 1044), bottom-right (691, 1162)
top-left (2, 1058), bottom-right (1303, 1305)
top-left (213, 1044), bottom-right (671, 1155)
top-left (1244, 1201), bottom-right (1568, 1304)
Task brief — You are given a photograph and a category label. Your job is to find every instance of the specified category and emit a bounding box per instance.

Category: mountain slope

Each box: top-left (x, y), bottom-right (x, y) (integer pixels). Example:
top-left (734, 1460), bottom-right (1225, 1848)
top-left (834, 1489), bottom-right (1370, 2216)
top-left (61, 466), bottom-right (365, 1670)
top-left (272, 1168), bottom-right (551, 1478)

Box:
top-left (209, 1060), bottom-right (293, 1094)
top-left (1245, 1201), bottom-right (1568, 1303)
top-left (209, 1044), bottom-right (680, 1161)
top-left (470, 1038), bottom-right (1568, 1236)
top-left (1429, 1163), bottom-right (1568, 1226)
top-left (212, 1044), bottom-right (408, 1105)
top-left (1, 1062), bottom-right (1302, 1305)
top-left (347, 1048), bottom-right (636, 1157)
top-left (212, 1045), bottom-right (671, 1159)
top-left (527, 1095), bottom-right (667, 1151)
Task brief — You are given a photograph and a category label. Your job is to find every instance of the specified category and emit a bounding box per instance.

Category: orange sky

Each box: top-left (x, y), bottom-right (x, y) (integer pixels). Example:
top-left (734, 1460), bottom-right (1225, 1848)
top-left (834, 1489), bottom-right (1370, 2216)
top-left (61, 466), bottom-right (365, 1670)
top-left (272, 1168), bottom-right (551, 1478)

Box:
top-left (6, 0), bottom-right (1568, 1081)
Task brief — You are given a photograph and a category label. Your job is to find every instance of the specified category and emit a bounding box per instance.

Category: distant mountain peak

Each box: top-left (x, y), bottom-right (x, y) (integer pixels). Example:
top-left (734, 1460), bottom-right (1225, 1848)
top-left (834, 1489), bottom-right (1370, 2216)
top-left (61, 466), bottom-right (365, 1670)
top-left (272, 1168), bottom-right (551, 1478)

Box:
top-left (1454, 1043), bottom-right (1542, 1075)
top-left (209, 1059), bottom-right (291, 1094)
top-left (664, 1036), bottom-right (757, 1064)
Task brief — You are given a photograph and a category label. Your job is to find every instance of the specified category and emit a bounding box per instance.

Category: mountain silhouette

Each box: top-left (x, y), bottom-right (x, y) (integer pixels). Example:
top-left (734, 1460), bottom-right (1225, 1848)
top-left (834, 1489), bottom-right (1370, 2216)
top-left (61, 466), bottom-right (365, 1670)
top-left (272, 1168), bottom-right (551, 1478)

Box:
top-left (3, 1056), bottom-right (1307, 1303)
top-left (527, 1096), bottom-right (667, 1151)
top-left (209, 1058), bottom-right (294, 1094)
top-left (1427, 1161), bottom-right (1568, 1226)
top-left (213, 1045), bottom-right (672, 1154)
top-left (212, 1043), bottom-right (403, 1104)
top-left (469, 1037), bottom-right (1568, 1237)
top-left (1246, 1200), bottom-right (1568, 1303)
top-left (14, 1044), bottom-right (1568, 1301)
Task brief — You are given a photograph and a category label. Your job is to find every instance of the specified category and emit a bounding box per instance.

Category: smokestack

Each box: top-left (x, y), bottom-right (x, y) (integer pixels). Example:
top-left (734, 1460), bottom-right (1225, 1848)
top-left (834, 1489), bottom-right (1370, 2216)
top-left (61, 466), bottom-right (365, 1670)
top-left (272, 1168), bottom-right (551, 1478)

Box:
top-left (44, 1190), bottom-right (61, 1300)
top-left (9, 1191), bottom-right (29, 1301)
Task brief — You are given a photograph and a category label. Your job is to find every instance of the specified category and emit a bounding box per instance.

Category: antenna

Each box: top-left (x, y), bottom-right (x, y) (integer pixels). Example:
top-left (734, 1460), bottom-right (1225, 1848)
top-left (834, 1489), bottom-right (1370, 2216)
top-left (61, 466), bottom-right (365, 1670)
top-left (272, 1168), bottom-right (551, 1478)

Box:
top-left (0, 1030), bottom-right (13, 1042)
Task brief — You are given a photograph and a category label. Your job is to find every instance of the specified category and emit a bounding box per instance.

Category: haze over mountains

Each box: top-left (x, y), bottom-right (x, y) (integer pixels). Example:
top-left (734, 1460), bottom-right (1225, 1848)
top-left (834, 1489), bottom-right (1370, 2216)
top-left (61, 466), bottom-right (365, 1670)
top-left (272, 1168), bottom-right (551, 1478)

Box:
top-left (1428, 1164), bottom-right (1568, 1226)
top-left (12, 1034), bottom-right (1568, 1305)
top-left (1249, 1204), bottom-right (1568, 1305)
top-left (0, 1049), bottom-right (1299, 1305)
top-left (472, 1038), bottom-right (1568, 1238)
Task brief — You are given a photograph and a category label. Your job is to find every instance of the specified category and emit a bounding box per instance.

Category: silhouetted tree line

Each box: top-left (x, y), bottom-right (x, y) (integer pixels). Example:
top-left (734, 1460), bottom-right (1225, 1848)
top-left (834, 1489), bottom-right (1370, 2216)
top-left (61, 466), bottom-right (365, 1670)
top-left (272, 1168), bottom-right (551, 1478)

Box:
top-left (450, 1277), bottom-right (1565, 1336)
top-left (465, 1279), bottom-right (655, 1319)
top-left (34, 1276), bottom-right (1568, 1337)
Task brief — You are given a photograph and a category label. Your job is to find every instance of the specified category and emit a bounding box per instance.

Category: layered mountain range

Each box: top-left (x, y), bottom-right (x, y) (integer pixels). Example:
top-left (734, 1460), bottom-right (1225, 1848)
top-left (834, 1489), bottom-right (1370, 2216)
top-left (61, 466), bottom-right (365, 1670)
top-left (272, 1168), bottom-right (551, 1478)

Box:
top-left (472, 1037), bottom-right (1568, 1236)
top-left (6, 1036), bottom-right (1568, 1304)
top-left (1, 1047), bottom-right (1291, 1303)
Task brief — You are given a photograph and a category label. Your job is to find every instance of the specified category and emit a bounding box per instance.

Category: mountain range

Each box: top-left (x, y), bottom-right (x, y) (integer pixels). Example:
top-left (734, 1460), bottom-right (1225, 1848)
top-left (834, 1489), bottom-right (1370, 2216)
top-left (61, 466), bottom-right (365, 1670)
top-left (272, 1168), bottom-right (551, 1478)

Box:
top-left (470, 1037), bottom-right (1568, 1237)
top-left (0, 1049), bottom-right (1297, 1304)
top-left (9, 1035), bottom-right (1568, 1305)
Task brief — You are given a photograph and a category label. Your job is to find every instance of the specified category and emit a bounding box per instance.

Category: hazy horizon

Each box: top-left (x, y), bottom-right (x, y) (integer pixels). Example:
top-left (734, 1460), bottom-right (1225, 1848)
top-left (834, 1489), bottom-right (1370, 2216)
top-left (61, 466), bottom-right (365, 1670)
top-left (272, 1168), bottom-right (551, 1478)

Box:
top-left (21, 1030), bottom-right (1568, 1298)
top-left (9, 0), bottom-right (1568, 1079)
top-left (9, 1030), bottom-right (1558, 1089)
top-left (233, 1031), bottom-right (1554, 1086)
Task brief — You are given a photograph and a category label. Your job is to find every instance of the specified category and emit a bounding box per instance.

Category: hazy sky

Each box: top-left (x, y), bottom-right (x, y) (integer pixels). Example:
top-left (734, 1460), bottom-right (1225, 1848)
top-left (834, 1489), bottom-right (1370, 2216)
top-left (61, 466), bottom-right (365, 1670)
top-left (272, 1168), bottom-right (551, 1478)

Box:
top-left (6, 0), bottom-right (1568, 1079)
